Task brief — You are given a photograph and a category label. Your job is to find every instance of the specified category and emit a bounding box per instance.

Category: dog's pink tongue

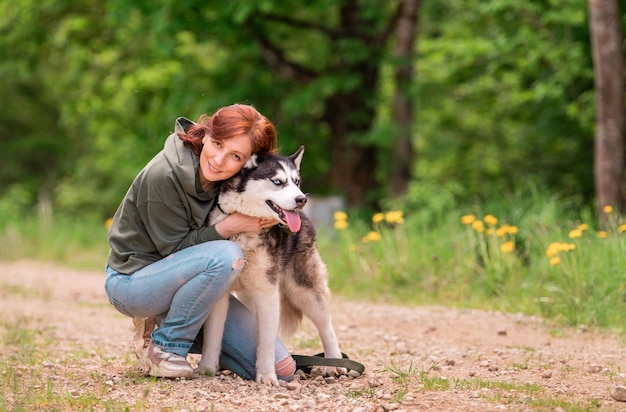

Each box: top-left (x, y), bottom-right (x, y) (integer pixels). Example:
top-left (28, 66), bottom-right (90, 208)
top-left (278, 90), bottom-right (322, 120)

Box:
top-left (284, 210), bottom-right (302, 232)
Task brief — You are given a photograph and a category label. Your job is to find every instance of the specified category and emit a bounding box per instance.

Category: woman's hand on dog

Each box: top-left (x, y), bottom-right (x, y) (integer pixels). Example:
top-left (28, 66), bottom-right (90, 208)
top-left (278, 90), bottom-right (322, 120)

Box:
top-left (215, 212), bottom-right (279, 238)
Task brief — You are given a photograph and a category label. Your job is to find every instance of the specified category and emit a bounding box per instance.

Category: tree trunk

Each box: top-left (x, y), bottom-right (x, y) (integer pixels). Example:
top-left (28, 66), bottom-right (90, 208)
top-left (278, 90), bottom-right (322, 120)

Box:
top-left (323, 2), bottom-right (381, 208)
top-left (325, 90), bottom-right (378, 208)
top-left (390, 0), bottom-right (420, 197)
top-left (588, 0), bottom-right (625, 221)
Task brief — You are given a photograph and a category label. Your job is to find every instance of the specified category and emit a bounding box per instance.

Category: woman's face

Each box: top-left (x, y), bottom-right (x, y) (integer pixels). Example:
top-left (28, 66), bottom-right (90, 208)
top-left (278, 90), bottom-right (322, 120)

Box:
top-left (199, 133), bottom-right (253, 186)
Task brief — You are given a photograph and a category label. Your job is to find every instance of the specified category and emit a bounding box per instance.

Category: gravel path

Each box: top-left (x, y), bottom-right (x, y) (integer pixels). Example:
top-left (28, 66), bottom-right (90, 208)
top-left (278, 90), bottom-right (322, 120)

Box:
top-left (1, 260), bottom-right (625, 411)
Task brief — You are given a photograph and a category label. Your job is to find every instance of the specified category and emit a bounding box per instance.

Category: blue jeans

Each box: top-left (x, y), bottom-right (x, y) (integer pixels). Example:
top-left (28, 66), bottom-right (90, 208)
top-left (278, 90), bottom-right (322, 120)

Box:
top-left (104, 240), bottom-right (293, 380)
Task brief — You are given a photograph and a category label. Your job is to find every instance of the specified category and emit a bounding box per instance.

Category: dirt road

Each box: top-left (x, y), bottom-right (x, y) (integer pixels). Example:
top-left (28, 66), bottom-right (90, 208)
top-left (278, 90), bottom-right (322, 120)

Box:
top-left (1, 260), bottom-right (625, 411)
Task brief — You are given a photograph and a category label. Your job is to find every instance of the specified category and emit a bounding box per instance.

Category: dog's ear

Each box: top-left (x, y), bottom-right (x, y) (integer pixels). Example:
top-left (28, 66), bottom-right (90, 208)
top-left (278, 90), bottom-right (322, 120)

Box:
top-left (243, 154), bottom-right (258, 170)
top-left (289, 146), bottom-right (305, 171)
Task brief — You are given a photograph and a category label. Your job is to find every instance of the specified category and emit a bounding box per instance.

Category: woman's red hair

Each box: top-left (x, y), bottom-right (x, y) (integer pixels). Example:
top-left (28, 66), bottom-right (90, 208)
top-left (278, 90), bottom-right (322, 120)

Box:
top-left (177, 104), bottom-right (278, 156)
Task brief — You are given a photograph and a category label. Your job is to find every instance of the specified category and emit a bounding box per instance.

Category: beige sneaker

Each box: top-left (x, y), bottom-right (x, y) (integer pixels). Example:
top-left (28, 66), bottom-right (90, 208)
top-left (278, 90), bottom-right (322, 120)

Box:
top-left (138, 341), bottom-right (193, 379)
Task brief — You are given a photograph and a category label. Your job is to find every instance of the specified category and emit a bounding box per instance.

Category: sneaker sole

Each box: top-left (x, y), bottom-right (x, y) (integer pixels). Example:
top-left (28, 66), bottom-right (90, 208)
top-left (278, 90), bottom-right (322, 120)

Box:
top-left (137, 356), bottom-right (193, 379)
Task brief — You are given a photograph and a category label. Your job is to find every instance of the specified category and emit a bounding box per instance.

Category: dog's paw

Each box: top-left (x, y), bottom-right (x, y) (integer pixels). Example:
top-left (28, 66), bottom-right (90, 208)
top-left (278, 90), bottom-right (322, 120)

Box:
top-left (194, 365), bottom-right (218, 377)
top-left (256, 372), bottom-right (280, 387)
top-left (310, 366), bottom-right (349, 378)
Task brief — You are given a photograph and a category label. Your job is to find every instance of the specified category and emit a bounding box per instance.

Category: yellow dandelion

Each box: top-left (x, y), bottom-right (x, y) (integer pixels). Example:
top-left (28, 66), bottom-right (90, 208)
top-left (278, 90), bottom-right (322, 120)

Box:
top-left (372, 213), bottom-right (385, 224)
top-left (334, 220), bottom-right (348, 230)
top-left (546, 242), bottom-right (575, 257)
top-left (385, 210), bottom-right (404, 224)
top-left (577, 223), bottom-right (589, 231)
top-left (618, 224), bottom-right (626, 233)
top-left (568, 229), bottom-right (583, 239)
top-left (500, 241), bottom-right (515, 253)
top-left (472, 220), bottom-right (485, 233)
top-left (550, 257), bottom-right (560, 266)
top-left (495, 224), bottom-right (518, 237)
top-left (334, 211), bottom-right (348, 221)
top-left (105, 217), bottom-right (114, 230)
top-left (565, 243), bottom-right (576, 251)
top-left (603, 205), bottom-right (613, 214)
top-left (495, 225), bottom-right (509, 237)
top-left (484, 214), bottom-right (498, 226)
top-left (461, 214), bottom-right (476, 225)
top-left (597, 231), bottom-right (608, 238)
top-left (546, 242), bottom-right (561, 257)
top-left (362, 231), bottom-right (381, 243)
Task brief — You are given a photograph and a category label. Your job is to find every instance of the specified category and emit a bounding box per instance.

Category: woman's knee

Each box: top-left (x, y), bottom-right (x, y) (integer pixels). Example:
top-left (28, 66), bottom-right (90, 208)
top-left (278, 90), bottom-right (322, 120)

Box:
top-left (197, 240), bottom-right (244, 271)
top-left (276, 355), bottom-right (296, 380)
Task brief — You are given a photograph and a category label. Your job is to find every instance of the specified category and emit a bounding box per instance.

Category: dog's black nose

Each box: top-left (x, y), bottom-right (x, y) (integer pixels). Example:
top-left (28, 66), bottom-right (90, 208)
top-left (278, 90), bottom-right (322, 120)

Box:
top-left (296, 195), bottom-right (307, 208)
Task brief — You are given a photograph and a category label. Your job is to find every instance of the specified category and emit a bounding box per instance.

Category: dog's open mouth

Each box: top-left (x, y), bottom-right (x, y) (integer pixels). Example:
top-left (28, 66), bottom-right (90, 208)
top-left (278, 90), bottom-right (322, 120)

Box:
top-left (266, 200), bottom-right (302, 232)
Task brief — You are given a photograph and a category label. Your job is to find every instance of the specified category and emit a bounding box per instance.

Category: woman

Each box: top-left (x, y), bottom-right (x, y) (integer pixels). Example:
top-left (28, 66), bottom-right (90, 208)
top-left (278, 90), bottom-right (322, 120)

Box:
top-left (105, 104), bottom-right (296, 380)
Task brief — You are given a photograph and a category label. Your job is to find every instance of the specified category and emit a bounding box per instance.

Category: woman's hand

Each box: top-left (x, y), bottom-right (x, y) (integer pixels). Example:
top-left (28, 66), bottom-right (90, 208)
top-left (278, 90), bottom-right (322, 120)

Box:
top-left (215, 212), bottom-right (279, 238)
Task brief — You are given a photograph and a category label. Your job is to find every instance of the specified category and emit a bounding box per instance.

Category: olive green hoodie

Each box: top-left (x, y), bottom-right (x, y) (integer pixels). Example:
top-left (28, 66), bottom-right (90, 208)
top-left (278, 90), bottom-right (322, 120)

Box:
top-left (107, 117), bottom-right (224, 274)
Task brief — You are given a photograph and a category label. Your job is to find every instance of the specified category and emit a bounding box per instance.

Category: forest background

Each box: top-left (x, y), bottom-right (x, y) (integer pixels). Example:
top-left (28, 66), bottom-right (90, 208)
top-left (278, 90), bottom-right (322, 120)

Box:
top-left (1, 0), bottom-right (625, 331)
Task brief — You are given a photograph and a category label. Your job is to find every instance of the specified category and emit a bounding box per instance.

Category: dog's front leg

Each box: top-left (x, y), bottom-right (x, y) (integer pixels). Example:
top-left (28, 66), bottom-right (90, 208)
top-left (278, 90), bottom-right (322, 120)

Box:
top-left (253, 288), bottom-right (281, 386)
top-left (196, 293), bottom-right (229, 376)
top-left (297, 293), bottom-right (346, 376)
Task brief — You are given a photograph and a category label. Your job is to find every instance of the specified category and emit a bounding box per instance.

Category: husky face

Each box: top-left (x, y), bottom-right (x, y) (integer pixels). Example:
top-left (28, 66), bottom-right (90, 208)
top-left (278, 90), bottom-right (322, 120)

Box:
top-left (220, 146), bottom-right (307, 232)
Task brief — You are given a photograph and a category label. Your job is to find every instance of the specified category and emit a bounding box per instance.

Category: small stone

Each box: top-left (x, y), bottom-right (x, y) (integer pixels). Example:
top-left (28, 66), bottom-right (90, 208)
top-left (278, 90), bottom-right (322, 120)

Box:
top-left (368, 377), bottom-right (383, 388)
top-left (348, 370), bottom-right (361, 378)
top-left (488, 364), bottom-right (499, 372)
top-left (587, 364), bottom-right (602, 373)
top-left (286, 381), bottom-right (301, 391)
top-left (497, 327), bottom-right (507, 336)
top-left (42, 360), bottom-right (56, 368)
top-left (541, 370), bottom-right (552, 379)
top-left (310, 366), bottom-right (325, 378)
top-left (611, 385), bottom-right (626, 402)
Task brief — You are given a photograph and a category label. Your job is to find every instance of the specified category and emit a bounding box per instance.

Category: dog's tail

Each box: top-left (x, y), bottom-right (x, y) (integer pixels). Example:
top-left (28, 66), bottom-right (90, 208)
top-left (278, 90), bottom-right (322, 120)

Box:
top-left (279, 295), bottom-right (304, 337)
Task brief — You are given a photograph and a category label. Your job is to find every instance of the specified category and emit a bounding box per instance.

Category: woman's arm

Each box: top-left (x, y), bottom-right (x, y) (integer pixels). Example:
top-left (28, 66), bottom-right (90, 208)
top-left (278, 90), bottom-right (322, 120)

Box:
top-left (215, 213), bottom-right (278, 238)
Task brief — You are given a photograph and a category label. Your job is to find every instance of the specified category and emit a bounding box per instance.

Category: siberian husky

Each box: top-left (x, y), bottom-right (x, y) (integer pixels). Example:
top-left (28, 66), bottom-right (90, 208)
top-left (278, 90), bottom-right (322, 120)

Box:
top-left (196, 146), bottom-right (344, 386)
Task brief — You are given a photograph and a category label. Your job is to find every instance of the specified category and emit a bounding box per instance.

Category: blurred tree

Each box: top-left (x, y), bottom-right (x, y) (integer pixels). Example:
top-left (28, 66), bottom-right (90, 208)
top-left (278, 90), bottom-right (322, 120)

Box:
top-left (1, 0), bottom-right (623, 219)
top-left (588, 0), bottom-right (625, 219)
top-left (117, 0), bottom-right (420, 207)
top-left (391, 0), bottom-right (420, 197)
top-left (413, 0), bottom-right (596, 204)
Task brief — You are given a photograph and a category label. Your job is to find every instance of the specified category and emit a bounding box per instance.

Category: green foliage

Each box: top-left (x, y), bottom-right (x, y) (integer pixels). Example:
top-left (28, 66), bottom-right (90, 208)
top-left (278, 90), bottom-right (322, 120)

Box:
top-left (415, 0), bottom-right (595, 202)
top-left (322, 186), bottom-right (626, 332)
top-left (0, 0), bottom-right (608, 216)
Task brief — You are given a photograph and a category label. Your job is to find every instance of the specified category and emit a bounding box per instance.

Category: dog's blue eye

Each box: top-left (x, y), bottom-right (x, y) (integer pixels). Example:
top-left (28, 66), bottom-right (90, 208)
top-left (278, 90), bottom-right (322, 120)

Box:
top-left (272, 179), bottom-right (283, 186)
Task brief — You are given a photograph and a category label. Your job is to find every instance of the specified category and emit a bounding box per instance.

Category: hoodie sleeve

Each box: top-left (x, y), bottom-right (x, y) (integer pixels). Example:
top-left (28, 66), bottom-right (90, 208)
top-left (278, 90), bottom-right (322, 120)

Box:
top-left (140, 199), bottom-right (225, 256)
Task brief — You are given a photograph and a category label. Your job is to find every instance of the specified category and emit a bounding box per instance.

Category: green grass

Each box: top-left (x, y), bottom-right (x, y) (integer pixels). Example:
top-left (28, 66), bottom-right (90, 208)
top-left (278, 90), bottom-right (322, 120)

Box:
top-left (0, 316), bottom-right (152, 411)
top-left (318, 191), bottom-right (626, 334)
top-left (375, 360), bottom-right (612, 411)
